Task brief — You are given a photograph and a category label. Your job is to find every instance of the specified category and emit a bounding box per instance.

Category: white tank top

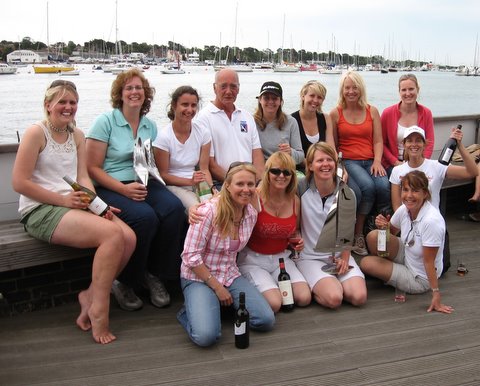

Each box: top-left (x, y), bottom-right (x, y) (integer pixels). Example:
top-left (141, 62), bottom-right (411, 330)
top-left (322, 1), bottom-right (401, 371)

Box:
top-left (19, 122), bottom-right (77, 217)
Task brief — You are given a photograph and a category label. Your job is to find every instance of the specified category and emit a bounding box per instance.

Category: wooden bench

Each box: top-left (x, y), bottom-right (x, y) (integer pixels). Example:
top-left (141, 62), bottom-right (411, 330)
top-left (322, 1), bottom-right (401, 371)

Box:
top-left (0, 220), bottom-right (93, 273)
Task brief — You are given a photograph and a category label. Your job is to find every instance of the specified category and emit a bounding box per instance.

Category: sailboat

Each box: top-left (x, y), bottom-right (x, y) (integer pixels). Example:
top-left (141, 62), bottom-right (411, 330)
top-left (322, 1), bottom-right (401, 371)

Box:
top-left (33, 2), bottom-right (74, 74)
top-left (273, 15), bottom-right (298, 73)
top-left (161, 52), bottom-right (185, 74)
top-left (214, 3), bottom-right (252, 73)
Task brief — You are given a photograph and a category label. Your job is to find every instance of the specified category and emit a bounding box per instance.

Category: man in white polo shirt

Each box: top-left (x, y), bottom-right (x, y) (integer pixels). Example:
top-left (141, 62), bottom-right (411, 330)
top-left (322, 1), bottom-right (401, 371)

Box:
top-left (195, 68), bottom-right (264, 186)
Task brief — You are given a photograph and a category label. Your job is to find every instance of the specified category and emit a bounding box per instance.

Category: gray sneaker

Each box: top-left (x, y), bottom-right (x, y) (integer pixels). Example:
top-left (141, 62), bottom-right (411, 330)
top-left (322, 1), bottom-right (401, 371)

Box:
top-left (111, 280), bottom-right (143, 311)
top-left (145, 273), bottom-right (170, 308)
top-left (352, 234), bottom-right (368, 256)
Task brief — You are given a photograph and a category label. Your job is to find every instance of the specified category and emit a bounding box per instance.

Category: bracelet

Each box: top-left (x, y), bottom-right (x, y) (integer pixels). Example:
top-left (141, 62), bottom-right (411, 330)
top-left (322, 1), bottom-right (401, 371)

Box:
top-left (431, 287), bottom-right (440, 292)
top-left (205, 274), bottom-right (213, 284)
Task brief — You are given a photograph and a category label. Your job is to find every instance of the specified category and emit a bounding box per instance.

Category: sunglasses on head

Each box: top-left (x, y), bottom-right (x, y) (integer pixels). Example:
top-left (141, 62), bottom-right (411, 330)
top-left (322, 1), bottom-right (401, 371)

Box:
top-left (269, 168), bottom-right (292, 177)
top-left (226, 161), bottom-right (253, 175)
top-left (49, 80), bottom-right (77, 90)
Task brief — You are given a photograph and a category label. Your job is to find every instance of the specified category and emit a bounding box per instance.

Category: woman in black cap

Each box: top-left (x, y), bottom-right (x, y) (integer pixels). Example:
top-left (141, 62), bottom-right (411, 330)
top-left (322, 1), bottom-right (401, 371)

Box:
top-left (253, 81), bottom-right (305, 170)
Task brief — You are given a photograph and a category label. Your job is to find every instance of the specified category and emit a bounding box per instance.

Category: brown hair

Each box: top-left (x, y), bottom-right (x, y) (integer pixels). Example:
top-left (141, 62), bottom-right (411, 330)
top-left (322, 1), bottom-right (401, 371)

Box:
top-left (401, 170), bottom-right (431, 201)
top-left (110, 68), bottom-right (155, 116)
top-left (167, 85), bottom-right (200, 121)
top-left (254, 95), bottom-right (286, 130)
top-left (305, 142), bottom-right (338, 183)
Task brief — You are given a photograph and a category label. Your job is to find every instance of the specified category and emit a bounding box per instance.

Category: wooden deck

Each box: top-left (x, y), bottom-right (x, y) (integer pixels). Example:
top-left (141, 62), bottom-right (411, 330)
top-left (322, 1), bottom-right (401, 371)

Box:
top-left (1, 213), bottom-right (479, 386)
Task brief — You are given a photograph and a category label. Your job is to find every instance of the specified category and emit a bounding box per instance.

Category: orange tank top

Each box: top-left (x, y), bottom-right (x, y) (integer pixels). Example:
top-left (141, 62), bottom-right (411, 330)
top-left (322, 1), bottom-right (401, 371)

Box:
top-left (337, 105), bottom-right (375, 160)
top-left (247, 199), bottom-right (296, 254)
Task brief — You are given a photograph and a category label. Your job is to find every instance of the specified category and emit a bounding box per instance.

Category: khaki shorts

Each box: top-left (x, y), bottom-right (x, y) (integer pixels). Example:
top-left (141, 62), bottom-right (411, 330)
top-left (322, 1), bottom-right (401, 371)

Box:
top-left (21, 204), bottom-right (70, 243)
top-left (387, 241), bottom-right (430, 294)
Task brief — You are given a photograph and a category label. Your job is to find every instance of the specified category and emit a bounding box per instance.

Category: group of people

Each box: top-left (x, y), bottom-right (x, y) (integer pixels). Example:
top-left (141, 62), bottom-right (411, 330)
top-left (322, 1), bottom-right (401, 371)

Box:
top-left (12, 67), bottom-right (479, 346)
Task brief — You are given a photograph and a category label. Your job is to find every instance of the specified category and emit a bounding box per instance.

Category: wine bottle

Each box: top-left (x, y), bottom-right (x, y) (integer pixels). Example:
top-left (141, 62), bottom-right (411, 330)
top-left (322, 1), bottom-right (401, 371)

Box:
top-left (194, 166), bottom-right (212, 203)
top-left (377, 224), bottom-right (390, 257)
top-left (438, 124), bottom-right (462, 165)
top-left (278, 258), bottom-right (294, 312)
top-left (336, 151), bottom-right (344, 179)
top-left (234, 292), bottom-right (249, 349)
top-left (63, 175), bottom-right (110, 216)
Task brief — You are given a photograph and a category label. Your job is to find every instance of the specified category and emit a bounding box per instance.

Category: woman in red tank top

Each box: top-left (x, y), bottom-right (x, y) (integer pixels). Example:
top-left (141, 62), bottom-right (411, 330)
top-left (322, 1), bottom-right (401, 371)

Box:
top-left (330, 71), bottom-right (391, 257)
top-left (237, 152), bottom-right (311, 312)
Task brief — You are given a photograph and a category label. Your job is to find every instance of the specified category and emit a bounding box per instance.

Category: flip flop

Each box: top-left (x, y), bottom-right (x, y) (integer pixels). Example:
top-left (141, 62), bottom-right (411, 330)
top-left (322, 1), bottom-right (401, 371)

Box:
top-left (468, 213), bottom-right (480, 222)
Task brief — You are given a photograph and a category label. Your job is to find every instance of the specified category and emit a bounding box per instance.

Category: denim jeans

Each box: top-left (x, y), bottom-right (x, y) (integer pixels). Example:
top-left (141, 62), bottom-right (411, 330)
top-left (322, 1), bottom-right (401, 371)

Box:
top-left (178, 276), bottom-right (275, 347)
top-left (97, 179), bottom-right (187, 287)
top-left (344, 159), bottom-right (391, 215)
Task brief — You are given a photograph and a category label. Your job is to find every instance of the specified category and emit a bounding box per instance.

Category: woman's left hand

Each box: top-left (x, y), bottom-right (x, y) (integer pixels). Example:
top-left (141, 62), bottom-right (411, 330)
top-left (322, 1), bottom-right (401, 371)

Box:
top-left (427, 293), bottom-right (454, 314)
top-left (370, 161), bottom-right (387, 177)
top-left (449, 126), bottom-right (463, 143)
top-left (102, 205), bottom-right (121, 220)
top-left (278, 142), bottom-right (291, 154)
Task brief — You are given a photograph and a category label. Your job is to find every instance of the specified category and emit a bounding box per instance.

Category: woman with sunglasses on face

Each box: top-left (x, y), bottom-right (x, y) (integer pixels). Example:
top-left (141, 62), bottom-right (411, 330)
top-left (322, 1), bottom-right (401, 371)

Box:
top-left (178, 162), bottom-right (275, 347)
top-left (86, 69), bottom-right (187, 313)
top-left (254, 81), bottom-right (305, 169)
top-left (237, 152), bottom-right (311, 313)
top-left (360, 171), bottom-right (453, 314)
top-left (12, 80), bottom-right (136, 344)
top-left (296, 142), bottom-right (367, 309)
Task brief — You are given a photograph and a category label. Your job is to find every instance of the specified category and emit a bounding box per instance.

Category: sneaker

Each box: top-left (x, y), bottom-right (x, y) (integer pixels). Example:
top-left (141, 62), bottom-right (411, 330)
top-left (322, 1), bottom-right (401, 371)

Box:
top-left (111, 280), bottom-right (143, 311)
top-left (145, 273), bottom-right (171, 308)
top-left (352, 234), bottom-right (368, 256)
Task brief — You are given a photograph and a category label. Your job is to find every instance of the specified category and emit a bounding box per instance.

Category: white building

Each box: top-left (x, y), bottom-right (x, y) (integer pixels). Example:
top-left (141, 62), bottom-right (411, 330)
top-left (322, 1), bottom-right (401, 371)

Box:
top-left (7, 50), bottom-right (42, 64)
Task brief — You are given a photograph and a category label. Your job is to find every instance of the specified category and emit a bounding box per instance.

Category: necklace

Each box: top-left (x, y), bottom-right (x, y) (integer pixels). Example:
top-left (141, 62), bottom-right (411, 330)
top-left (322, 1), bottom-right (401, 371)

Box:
top-left (47, 119), bottom-right (68, 133)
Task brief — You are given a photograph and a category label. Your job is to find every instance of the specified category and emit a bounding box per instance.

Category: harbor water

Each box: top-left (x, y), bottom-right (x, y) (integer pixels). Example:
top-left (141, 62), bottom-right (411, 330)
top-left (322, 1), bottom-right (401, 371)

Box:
top-left (1, 65), bottom-right (480, 144)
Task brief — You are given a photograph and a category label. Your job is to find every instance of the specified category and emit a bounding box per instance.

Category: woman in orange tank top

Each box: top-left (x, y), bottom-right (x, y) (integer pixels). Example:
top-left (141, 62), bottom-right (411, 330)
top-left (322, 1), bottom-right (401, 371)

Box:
top-left (330, 71), bottom-right (391, 257)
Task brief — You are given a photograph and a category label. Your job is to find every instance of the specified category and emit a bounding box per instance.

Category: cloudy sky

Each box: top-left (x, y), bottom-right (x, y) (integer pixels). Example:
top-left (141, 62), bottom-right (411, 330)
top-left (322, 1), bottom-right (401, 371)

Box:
top-left (2, 0), bottom-right (479, 66)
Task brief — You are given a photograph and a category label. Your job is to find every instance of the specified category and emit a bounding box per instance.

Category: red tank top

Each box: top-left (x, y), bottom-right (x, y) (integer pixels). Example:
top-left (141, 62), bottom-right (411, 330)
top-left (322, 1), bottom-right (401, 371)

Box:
top-left (247, 199), bottom-right (296, 254)
top-left (337, 105), bottom-right (375, 160)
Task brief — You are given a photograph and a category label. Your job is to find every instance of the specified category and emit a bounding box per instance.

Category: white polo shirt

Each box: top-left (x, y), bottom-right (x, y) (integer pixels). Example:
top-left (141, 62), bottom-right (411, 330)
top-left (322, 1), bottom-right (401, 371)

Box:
top-left (390, 201), bottom-right (445, 279)
top-left (195, 101), bottom-right (261, 171)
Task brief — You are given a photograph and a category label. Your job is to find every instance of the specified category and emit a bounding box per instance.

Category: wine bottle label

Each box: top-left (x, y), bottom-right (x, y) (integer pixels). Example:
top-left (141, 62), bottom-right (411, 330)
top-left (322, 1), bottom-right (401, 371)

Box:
top-left (198, 192), bottom-right (212, 202)
top-left (234, 321), bottom-right (246, 335)
top-left (440, 148), bottom-right (454, 163)
top-left (377, 229), bottom-right (387, 252)
top-left (278, 280), bottom-right (294, 305)
top-left (88, 196), bottom-right (109, 216)
top-left (336, 166), bottom-right (343, 179)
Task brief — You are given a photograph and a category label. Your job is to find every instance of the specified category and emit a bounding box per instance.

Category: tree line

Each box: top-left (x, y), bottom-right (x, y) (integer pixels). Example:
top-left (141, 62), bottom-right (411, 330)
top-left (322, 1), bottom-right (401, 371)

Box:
top-left (1, 36), bottom-right (435, 68)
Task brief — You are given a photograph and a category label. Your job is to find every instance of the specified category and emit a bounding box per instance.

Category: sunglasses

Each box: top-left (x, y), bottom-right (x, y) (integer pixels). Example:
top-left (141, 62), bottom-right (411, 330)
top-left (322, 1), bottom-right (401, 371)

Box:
top-left (404, 222), bottom-right (415, 247)
top-left (226, 161), bottom-right (253, 175)
top-left (49, 80), bottom-right (77, 90)
top-left (269, 168), bottom-right (293, 177)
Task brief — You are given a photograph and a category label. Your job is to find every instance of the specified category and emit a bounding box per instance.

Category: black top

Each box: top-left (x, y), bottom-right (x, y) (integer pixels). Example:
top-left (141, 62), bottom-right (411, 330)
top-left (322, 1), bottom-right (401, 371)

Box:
top-left (291, 110), bottom-right (327, 156)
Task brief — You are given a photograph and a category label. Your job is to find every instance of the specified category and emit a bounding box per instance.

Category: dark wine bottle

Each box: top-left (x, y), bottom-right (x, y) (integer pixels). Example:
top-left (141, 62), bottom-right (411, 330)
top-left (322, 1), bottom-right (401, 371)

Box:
top-left (278, 258), bottom-right (294, 312)
top-left (336, 151), bottom-right (344, 179)
top-left (234, 292), bottom-right (249, 349)
top-left (438, 124), bottom-right (462, 165)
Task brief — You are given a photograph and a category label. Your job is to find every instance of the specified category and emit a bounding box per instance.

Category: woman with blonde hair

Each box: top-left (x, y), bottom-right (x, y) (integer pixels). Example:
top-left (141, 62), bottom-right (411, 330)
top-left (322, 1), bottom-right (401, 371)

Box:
top-left (178, 162), bottom-right (275, 347)
top-left (12, 80), bottom-right (136, 344)
top-left (238, 152), bottom-right (311, 312)
top-left (291, 80), bottom-right (335, 172)
top-left (330, 71), bottom-right (390, 256)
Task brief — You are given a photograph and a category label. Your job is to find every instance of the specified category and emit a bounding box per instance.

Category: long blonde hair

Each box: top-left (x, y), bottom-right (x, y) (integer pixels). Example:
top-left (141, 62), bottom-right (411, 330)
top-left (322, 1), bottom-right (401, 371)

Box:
top-left (44, 80), bottom-right (79, 133)
top-left (215, 163), bottom-right (257, 238)
top-left (259, 152), bottom-right (297, 201)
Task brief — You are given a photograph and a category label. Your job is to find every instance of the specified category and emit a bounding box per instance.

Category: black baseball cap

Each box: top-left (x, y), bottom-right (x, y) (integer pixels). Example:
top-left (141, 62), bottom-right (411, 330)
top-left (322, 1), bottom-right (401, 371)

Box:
top-left (257, 81), bottom-right (283, 99)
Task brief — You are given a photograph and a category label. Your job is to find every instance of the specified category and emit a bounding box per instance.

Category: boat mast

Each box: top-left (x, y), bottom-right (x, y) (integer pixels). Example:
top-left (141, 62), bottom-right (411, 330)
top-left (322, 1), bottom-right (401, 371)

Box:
top-left (233, 2), bottom-right (238, 61)
top-left (46, 2), bottom-right (50, 59)
top-left (280, 14), bottom-right (285, 64)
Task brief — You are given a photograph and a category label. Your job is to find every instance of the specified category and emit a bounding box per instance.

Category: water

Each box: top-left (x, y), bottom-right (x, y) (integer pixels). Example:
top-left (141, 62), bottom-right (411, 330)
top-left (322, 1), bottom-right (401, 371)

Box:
top-left (1, 65), bottom-right (480, 144)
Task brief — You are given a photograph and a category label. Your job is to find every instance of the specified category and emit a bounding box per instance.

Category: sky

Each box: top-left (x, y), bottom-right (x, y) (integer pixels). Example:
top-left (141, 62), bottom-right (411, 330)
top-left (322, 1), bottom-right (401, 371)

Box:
top-left (2, 0), bottom-right (479, 66)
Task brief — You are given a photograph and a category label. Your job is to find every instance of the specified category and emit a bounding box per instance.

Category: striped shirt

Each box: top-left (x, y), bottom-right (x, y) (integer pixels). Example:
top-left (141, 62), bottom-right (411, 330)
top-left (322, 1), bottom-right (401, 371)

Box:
top-left (181, 197), bottom-right (257, 286)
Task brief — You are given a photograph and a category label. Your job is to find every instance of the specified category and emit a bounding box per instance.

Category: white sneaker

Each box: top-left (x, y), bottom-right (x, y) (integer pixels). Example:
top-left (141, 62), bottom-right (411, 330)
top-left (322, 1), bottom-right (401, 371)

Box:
top-left (352, 234), bottom-right (368, 256)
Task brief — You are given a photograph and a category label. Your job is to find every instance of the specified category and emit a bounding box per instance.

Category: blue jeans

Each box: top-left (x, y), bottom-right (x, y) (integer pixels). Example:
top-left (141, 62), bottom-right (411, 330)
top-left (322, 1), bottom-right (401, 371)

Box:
top-left (97, 179), bottom-right (187, 287)
top-left (344, 159), bottom-right (391, 215)
top-left (178, 276), bottom-right (275, 347)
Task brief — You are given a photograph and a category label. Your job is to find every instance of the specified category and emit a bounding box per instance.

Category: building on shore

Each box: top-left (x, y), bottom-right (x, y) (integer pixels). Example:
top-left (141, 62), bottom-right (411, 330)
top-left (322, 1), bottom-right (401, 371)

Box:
top-left (7, 50), bottom-right (42, 65)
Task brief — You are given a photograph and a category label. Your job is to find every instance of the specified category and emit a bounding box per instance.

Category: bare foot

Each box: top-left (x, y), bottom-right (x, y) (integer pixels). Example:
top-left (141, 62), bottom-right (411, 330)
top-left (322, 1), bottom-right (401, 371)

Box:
top-left (76, 290), bottom-right (92, 331)
top-left (88, 306), bottom-right (117, 344)
top-left (468, 194), bottom-right (480, 203)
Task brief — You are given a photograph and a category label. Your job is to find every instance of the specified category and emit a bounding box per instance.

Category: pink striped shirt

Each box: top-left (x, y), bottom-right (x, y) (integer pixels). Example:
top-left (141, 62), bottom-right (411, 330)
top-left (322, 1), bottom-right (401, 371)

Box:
top-left (181, 197), bottom-right (257, 286)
